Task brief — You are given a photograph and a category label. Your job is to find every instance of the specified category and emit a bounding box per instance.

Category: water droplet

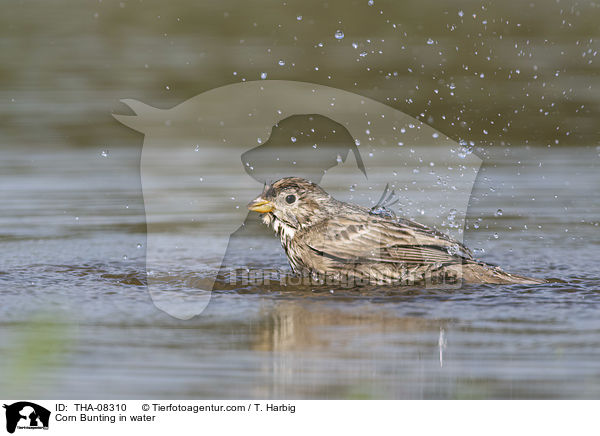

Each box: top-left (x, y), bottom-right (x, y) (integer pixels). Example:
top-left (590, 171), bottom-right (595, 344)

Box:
top-left (278, 60), bottom-right (285, 66)
top-left (290, 136), bottom-right (297, 143)
top-left (100, 150), bottom-right (109, 158)
top-left (137, 243), bottom-right (143, 249)
top-left (495, 209), bottom-right (503, 217)
top-left (368, 0), bottom-right (374, 5)
top-left (458, 10), bottom-right (464, 17)
top-left (427, 38), bottom-right (434, 45)
top-left (194, 144), bottom-right (200, 152)
top-left (296, 15), bottom-right (302, 20)
top-left (493, 233), bottom-right (499, 239)
top-left (260, 72), bottom-right (267, 80)
top-left (457, 140), bottom-right (474, 158)
top-left (369, 206), bottom-right (396, 220)
top-left (123, 254), bottom-right (128, 260)
top-left (334, 30), bottom-right (344, 40)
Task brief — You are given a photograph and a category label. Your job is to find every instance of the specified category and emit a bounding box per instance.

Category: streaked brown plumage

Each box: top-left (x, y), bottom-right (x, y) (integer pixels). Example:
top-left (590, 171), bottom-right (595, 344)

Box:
top-left (248, 177), bottom-right (545, 286)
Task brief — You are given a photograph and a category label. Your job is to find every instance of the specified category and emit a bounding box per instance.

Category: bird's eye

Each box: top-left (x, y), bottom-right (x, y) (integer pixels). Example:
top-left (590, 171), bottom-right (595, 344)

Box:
top-left (285, 194), bottom-right (296, 204)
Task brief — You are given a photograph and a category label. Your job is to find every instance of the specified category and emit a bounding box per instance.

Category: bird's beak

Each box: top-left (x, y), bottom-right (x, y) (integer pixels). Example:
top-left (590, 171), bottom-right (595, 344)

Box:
top-left (247, 197), bottom-right (275, 213)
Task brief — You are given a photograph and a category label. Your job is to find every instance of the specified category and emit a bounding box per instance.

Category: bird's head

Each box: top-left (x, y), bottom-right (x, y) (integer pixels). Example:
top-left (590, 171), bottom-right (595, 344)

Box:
top-left (248, 177), bottom-right (333, 228)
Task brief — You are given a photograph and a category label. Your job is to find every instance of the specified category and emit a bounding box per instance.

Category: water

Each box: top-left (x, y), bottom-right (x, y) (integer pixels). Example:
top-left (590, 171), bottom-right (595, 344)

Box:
top-left (2, 0), bottom-right (600, 399)
top-left (1, 145), bottom-right (599, 399)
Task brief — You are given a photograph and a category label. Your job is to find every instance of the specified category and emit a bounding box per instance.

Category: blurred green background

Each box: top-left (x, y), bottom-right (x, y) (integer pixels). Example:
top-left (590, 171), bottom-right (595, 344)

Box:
top-left (2, 0), bottom-right (599, 150)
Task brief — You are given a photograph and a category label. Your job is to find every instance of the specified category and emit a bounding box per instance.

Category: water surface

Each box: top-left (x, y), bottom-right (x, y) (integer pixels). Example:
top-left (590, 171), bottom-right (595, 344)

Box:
top-left (1, 145), bottom-right (599, 399)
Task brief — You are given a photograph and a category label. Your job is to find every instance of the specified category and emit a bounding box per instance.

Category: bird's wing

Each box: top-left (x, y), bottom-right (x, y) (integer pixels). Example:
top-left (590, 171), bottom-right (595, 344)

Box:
top-left (301, 213), bottom-right (473, 266)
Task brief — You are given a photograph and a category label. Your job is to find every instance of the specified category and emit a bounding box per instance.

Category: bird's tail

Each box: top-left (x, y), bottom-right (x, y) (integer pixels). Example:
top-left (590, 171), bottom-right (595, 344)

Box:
top-left (451, 261), bottom-right (546, 285)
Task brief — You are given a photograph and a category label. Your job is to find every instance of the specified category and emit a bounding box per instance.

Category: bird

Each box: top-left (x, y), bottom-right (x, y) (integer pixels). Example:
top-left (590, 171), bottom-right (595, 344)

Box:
top-left (247, 177), bottom-right (545, 286)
